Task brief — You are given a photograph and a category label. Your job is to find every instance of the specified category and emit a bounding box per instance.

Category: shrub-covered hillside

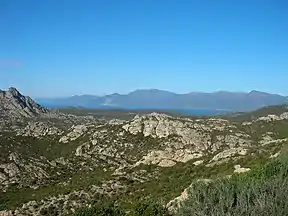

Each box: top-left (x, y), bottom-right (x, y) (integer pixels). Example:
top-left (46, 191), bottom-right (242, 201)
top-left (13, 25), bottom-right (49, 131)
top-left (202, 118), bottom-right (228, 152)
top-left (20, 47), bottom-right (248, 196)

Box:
top-left (178, 149), bottom-right (288, 216)
top-left (73, 148), bottom-right (288, 216)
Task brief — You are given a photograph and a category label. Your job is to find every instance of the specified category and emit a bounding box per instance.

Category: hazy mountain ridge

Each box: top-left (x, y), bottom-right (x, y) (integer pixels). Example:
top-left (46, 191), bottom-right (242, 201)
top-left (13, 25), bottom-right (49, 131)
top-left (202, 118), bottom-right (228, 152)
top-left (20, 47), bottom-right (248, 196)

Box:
top-left (36, 89), bottom-right (288, 111)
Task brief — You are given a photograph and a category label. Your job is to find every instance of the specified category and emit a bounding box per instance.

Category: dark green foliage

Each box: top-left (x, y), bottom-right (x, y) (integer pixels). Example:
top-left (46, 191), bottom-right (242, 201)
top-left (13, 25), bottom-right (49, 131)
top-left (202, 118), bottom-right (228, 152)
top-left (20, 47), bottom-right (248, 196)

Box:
top-left (40, 205), bottom-right (60, 216)
top-left (74, 201), bottom-right (169, 216)
top-left (178, 153), bottom-right (288, 216)
top-left (75, 203), bottom-right (124, 216)
top-left (132, 201), bottom-right (169, 216)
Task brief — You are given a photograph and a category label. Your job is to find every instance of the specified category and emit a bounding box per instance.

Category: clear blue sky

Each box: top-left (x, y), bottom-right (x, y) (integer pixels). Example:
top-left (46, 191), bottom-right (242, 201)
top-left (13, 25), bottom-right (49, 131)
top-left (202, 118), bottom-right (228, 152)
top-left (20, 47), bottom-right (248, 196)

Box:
top-left (1, 0), bottom-right (287, 97)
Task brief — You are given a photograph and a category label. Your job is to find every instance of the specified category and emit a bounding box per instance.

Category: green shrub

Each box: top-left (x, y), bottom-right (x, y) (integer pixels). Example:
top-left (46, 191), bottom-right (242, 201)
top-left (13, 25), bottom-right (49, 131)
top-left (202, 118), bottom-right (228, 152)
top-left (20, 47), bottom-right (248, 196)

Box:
top-left (75, 203), bottom-right (124, 216)
top-left (178, 155), bottom-right (288, 216)
top-left (74, 201), bottom-right (169, 216)
top-left (132, 201), bottom-right (169, 216)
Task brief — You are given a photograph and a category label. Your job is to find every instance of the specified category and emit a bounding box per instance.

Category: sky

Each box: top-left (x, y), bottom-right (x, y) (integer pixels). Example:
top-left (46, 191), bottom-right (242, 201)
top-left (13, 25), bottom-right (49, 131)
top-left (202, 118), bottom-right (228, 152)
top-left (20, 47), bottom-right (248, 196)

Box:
top-left (0, 0), bottom-right (288, 98)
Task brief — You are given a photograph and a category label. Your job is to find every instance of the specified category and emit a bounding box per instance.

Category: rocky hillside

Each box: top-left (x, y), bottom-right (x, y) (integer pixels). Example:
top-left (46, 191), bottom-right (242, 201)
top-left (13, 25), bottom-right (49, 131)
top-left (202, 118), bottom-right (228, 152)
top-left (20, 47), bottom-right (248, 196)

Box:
top-left (0, 88), bottom-right (288, 216)
top-left (0, 88), bottom-right (48, 118)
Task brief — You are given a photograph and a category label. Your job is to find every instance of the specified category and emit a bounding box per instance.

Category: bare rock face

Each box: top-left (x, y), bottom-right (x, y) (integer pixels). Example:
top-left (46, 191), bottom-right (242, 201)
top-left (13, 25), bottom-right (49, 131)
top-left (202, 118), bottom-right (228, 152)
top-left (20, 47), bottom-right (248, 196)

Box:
top-left (122, 113), bottom-right (183, 138)
top-left (135, 149), bottom-right (203, 167)
top-left (0, 87), bottom-right (48, 119)
top-left (124, 113), bottom-right (251, 167)
top-left (210, 148), bottom-right (248, 162)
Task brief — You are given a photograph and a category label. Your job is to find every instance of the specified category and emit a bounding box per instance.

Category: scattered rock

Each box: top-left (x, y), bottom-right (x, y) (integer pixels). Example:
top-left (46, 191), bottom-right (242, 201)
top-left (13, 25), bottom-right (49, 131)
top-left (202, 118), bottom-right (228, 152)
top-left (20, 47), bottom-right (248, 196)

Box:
top-left (0, 211), bottom-right (13, 216)
top-left (270, 152), bottom-right (281, 158)
top-left (17, 121), bottom-right (63, 137)
top-left (59, 125), bottom-right (88, 143)
top-left (193, 160), bottom-right (204, 166)
top-left (234, 165), bottom-right (250, 173)
top-left (135, 150), bottom-right (203, 167)
top-left (211, 148), bottom-right (248, 162)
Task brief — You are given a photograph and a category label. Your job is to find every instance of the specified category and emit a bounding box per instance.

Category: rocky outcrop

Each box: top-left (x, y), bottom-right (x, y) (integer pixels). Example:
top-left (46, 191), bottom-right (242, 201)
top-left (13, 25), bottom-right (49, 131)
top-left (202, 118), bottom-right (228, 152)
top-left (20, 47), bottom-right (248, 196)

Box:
top-left (270, 152), bottom-right (280, 158)
top-left (234, 165), bottom-right (250, 173)
top-left (210, 148), bottom-right (248, 162)
top-left (0, 87), bottom-right (48, 118)
top-left (0, 163), bottom-right (20, 178)
top-left (256, 112), bottom-right (288, 122)
top-left (10, 180), bottom-right (126, 216)
top-left (260, 137), bottom-right (288, 146)
top-left (59, 125), bottom-right (89, 143)
top-left (0, 211), bottom-right (13, 216)
top-left (135, 149), bottom-right (203, 167)
top-left (0, 153), bottom-right (50, 191)
top-left (123, 113), bottom-right (251, 167)
top-left (16, 121), bottom-right (63, 137)
top-left (122, 113), bottom-right (233, 139)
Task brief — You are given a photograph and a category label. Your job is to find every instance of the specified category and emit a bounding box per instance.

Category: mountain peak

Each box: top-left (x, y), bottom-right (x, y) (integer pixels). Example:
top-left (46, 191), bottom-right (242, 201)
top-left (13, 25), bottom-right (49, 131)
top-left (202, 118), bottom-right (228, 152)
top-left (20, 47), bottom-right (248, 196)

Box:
top-left (248, 90), bottom-right (278, 97)
top-left (128, 89), bottom-right (175, 96)
top-left (8, 87), bottom-right (20, 95)
top-left (0, 87), bottom-right (48, 118)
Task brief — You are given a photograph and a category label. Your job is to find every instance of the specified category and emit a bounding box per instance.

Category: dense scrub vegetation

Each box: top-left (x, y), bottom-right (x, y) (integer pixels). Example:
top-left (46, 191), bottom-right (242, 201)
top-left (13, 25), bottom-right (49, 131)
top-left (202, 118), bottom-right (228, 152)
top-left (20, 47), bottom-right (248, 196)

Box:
top-left (74, 201), bottom-right (169, 216)
top-left (73, 148), bottom-right (288, 216)
top-left (178, 150), bottom-right (288, 216)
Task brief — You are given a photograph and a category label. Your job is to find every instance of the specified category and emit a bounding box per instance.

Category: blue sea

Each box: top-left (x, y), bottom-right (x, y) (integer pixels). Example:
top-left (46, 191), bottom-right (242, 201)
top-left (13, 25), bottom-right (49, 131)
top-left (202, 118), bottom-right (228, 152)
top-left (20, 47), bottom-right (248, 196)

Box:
top-left (97, 106), bottom-right (231, 116)
top-left (40, 102), bottom-right (231, 116)
top-left (167, 108), bottom-right (230, 116)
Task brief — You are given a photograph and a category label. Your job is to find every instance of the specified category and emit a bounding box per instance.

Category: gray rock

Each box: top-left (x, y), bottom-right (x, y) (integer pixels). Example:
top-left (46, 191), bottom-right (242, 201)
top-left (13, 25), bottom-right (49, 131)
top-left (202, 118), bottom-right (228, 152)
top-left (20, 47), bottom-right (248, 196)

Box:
top-left (0, 163), bottom-right (20, 177)
top-left (59, 125), bottom-right (88, 143)
top-left (234, 165), bottom-right (250, 173)
top-left (17, 121), bottom-right (63, 137)
top-left (210, 148), bottom-right (248, 162)
top-left (0, 87), bottom-right (48, 119)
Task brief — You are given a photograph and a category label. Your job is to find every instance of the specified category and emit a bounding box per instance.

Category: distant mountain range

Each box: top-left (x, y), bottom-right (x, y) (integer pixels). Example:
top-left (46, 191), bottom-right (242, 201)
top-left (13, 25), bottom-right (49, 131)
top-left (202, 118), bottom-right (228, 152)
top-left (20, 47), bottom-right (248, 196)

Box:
top-left (36, 89), bottom-right (288, 112)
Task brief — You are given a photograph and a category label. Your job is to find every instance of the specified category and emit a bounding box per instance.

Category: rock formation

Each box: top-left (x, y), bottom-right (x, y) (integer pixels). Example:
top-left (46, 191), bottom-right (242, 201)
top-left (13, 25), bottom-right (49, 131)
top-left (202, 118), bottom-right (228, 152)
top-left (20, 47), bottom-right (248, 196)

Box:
top-left (0, 87), bottom-right (48, 118)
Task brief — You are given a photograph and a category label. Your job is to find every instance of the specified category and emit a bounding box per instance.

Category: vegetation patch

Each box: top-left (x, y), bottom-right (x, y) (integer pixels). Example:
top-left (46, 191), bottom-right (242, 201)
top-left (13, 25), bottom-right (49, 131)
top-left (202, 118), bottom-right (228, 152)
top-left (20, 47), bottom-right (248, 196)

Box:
top-left (178, 150), bottom-right (288, 216)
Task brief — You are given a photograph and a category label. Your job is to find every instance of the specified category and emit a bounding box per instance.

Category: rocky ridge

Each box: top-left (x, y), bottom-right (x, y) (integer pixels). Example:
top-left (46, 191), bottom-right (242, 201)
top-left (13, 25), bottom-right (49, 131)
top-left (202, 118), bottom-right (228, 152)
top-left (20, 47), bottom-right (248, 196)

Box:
top-left (0, 88), bottom-right (48, 118)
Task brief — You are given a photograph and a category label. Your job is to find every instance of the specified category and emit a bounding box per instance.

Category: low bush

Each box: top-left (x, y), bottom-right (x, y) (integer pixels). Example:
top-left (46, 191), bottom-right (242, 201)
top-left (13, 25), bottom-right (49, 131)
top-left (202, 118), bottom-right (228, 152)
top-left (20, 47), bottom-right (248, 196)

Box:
top-left (74, 200), bottom-right (169, 216)
top-left (178, 153), bottom-right (288, 216)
